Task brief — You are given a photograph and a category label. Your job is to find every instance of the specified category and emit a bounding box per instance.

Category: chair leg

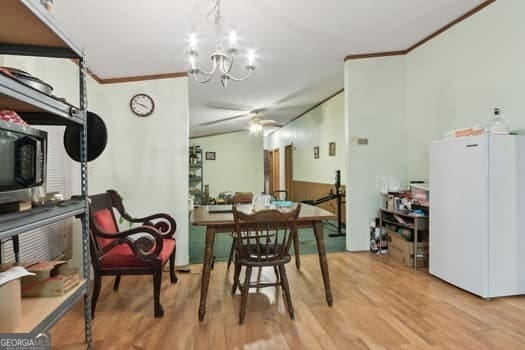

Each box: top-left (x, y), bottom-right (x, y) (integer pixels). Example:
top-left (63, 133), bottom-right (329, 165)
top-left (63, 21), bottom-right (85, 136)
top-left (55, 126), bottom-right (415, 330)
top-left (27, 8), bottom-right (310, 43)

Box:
top-left (92, 274), bottom-right (102, 319)
top-left (227, 237), bottom-right (236, 269)
top-left (232, 258), bottom-right (241, 294)
top-left (113, 275), bottom-right (121, 291)
top-left (273, 265), bottom-right (280, 283)
top-left (239, 265), bottom-right (252, 325)
top-left (293, 231), bottom-right (301, 270)
top-left (279, 264), bottom-right (294, 320)
top-left (153, 269), bottom-right (164, 318)
top-left (169, 246), bottom-right (177, 284)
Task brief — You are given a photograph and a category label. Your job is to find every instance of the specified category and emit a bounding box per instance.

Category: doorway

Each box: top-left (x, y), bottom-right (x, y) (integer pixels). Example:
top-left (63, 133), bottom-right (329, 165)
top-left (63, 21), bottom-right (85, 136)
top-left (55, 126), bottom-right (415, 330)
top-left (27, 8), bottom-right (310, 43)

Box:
top-left (265, 148), bottom-right (280, 195)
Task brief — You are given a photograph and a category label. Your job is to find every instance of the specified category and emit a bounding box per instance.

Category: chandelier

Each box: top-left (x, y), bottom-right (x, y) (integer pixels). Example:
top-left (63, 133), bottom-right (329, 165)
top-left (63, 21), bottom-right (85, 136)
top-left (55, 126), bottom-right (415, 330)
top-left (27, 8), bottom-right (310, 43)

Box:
top-left (186, 0), bottom-right (256, 87)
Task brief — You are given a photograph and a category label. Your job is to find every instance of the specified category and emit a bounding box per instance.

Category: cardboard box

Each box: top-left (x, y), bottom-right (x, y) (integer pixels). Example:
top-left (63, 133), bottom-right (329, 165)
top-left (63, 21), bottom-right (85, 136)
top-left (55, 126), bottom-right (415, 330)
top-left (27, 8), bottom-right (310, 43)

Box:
top-left (387, 230), bottom-right (429, 268)
top-left (0, 279), bottom-right (21, 332)
top-left (21, 261), bottom-right (80, 297)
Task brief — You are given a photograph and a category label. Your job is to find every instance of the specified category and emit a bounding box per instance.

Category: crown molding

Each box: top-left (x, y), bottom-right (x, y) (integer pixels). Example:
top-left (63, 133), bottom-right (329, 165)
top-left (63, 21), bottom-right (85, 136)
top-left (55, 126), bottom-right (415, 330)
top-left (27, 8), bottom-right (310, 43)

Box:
top-left (70, 58), bottom-right (187, 84)
top-left (86, 69), bottom-right (102, 83)
top-left (344, 50), bottom-right (407, 61)
top-left (98, 72), bottom-right (188, 84)
top-left (406, 0), bottom-right (496, 53)
top-left (268, 88), bottom-right (344, 136)
top-left (344, 0), bottom-right (496, 61)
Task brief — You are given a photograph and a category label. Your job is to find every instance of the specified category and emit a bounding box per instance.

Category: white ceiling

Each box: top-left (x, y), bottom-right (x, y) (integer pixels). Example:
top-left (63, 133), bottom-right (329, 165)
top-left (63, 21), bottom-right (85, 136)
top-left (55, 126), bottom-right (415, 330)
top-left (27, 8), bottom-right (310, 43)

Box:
top-left (50, 0), bottom-right (485, 137)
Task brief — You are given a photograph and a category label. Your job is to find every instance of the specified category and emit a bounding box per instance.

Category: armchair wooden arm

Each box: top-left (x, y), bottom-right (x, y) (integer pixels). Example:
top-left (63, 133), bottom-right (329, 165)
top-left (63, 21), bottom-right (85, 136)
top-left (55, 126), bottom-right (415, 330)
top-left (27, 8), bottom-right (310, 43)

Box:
top-left (93, 225), bottom-right (164, 264)
top-left (107, 190), bottom-right (176, 238)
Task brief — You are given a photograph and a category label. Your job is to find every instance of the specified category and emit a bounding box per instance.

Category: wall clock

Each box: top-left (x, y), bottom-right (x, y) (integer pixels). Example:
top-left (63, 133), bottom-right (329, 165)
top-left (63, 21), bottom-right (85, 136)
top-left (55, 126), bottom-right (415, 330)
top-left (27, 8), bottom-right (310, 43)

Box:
top-left (130, 93), bottom-right (155, 117)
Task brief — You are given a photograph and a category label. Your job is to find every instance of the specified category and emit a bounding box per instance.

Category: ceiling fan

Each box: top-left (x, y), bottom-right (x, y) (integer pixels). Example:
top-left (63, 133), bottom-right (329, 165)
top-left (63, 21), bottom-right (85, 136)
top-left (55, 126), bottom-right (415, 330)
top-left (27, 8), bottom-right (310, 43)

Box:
top-left (197, 108), bottom-right (283, 133)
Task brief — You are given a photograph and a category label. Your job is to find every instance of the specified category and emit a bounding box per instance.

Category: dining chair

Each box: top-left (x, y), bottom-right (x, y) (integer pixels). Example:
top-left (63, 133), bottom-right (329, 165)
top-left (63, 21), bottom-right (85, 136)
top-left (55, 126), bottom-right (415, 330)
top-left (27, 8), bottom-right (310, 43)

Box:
top-left (226, 193), bottom-right (254, 269)
top-left (231, 204), bottom-right (301, 324)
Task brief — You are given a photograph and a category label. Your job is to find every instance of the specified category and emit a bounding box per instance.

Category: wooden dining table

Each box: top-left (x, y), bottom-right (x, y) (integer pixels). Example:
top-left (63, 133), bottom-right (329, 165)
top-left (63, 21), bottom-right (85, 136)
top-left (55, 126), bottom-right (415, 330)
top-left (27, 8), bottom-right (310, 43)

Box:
top-left (191, 203), bottom-right (336, 321)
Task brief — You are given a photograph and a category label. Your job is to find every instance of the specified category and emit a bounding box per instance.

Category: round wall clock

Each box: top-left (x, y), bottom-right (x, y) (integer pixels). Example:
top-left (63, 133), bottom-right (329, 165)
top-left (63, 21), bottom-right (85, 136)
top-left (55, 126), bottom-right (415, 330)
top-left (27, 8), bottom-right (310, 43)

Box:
top-left (130, 93), bottom-right (155, 117)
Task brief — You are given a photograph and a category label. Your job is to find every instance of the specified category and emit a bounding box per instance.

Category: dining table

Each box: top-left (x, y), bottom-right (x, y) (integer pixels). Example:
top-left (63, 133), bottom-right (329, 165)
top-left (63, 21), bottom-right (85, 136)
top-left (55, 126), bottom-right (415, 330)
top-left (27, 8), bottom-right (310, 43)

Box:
top-left (191, 203), bottom-right (336, 321)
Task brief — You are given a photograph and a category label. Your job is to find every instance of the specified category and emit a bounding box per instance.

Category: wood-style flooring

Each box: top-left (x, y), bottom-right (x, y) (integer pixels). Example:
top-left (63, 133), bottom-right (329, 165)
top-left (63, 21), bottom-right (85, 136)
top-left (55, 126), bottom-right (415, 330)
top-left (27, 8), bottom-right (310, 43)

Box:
top-left (51, 252), bottom-right (525, 349)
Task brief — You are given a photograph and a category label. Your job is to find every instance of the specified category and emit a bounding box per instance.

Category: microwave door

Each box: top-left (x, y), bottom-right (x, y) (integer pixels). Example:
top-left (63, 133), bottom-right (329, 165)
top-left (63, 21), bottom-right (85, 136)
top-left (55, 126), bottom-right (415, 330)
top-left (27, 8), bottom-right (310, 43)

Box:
top-left (15, 136), bottom-right (38, 187)
top-left (0, 134), bottom-right (17, 190)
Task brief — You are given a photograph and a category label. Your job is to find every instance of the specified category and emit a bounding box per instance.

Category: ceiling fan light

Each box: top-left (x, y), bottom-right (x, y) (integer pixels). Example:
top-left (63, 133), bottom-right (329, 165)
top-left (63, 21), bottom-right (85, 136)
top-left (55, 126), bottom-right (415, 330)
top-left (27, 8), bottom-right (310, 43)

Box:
top-left (249, 122), bottom-right (263, 135)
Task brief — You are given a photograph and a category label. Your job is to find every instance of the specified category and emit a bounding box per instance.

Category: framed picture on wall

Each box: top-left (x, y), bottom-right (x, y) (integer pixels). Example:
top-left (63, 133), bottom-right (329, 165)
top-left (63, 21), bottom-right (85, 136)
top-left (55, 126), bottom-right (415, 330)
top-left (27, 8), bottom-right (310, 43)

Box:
top-left (205, 151), bottom-right (216, 160)
top-left (314, 146), bottom-right (319, 159)
top-left (329, 142), bottom-right (336, 156)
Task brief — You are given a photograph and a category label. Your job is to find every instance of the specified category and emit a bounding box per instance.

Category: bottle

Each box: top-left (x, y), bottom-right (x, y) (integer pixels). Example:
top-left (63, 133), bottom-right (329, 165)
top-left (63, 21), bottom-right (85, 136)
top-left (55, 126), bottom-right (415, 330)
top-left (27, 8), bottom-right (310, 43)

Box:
top-left (488, 107), bottom-right (509, 134)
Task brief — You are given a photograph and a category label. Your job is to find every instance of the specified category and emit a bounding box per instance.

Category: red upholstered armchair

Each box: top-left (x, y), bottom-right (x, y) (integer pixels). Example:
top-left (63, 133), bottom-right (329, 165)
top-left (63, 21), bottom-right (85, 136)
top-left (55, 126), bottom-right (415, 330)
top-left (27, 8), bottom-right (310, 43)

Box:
top-left (89, 190), bottom-right (177, 318)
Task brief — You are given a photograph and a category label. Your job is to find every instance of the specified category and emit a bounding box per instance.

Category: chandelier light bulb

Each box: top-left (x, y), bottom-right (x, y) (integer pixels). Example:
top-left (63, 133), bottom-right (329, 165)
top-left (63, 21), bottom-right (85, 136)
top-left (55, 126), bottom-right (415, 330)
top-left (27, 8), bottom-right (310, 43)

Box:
top-left (189, 33), bottom-right (198, 50)
top-left (189, 55), bottom-right (197, 69)
top-left (247, 50), bottom-right (256, 67)
top-left (228, 30), bottom-right (238, 48)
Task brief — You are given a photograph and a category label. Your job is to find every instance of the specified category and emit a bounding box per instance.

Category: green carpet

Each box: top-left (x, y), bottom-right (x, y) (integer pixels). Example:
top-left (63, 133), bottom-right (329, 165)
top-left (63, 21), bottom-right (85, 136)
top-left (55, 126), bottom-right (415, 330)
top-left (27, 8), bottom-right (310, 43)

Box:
top-left (189, 220), bottom-right (346, 264)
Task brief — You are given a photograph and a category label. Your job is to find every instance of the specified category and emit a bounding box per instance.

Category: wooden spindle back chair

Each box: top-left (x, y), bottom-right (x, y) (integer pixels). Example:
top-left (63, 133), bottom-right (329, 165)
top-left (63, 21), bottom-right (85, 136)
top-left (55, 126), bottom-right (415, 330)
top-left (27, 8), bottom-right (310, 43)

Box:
top-left (232, 204), bottom-right (301, 324)
top-left (226, 193), bottom-right (254, 268)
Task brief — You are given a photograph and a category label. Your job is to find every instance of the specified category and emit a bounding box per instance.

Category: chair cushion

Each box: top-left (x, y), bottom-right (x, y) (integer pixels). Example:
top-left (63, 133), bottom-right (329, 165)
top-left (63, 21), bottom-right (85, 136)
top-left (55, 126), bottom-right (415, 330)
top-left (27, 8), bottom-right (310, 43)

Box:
top-left (93, 208), bottom-right (118, 247)
top-left (99, 238), bottom-right (176, 268)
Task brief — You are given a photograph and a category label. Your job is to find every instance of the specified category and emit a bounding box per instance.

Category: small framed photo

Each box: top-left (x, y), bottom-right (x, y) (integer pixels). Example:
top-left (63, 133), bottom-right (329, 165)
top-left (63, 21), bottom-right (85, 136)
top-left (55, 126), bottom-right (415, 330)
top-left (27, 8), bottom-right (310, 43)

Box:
top-left (205, 152), bottom-right (216, 160)
top-left (314, 146), bottom-right (319, 159)
top-left (329, 142), bottom-right (336, 156)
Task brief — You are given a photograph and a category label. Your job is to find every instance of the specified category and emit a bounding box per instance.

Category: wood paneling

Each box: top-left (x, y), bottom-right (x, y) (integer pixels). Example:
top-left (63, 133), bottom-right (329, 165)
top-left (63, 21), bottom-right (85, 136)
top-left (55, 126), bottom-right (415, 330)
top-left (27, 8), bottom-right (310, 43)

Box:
top-left (50, 252), bottom-right (525, 349)
top-left (293, 180), bottom-right (346, 223)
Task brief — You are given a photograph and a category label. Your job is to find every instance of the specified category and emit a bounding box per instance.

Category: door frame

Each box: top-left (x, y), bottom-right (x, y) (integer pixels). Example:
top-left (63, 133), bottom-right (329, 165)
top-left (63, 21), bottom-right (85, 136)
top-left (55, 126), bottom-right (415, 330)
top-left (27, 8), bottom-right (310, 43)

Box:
top-left (284, 144), bottom-right (293, 200)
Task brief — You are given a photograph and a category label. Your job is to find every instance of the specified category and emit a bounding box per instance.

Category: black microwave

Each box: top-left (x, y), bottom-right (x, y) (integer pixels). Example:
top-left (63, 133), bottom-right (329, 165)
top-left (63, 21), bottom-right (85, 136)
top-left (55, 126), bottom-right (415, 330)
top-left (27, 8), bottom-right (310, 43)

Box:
top-left (0, 119), bottom-right (47, 205)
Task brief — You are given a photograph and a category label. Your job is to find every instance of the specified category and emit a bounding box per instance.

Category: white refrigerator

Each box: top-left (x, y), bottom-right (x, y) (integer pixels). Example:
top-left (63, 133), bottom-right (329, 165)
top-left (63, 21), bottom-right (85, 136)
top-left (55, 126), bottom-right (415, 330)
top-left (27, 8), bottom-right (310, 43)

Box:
top-left (430, 134), bottom-right (525, 298)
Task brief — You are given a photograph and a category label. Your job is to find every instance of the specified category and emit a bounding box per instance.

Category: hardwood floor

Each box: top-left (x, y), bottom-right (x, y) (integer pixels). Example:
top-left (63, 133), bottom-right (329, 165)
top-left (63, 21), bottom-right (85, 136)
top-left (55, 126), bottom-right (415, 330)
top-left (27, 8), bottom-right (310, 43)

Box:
top-left (51, 252), bottom-right (525, 349)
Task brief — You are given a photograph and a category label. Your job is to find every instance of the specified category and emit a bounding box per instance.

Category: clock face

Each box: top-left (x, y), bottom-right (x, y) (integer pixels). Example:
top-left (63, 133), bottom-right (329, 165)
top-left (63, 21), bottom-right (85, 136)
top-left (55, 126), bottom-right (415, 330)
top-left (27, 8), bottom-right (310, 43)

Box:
top-left (130, 93), bottom-right (155, 117)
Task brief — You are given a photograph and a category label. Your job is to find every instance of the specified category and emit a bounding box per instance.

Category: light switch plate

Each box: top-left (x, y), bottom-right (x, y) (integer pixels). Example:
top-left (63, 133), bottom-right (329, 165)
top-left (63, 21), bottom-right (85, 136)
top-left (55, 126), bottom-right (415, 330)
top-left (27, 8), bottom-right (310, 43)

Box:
top-left (352, 137), bottom-right (368, 145)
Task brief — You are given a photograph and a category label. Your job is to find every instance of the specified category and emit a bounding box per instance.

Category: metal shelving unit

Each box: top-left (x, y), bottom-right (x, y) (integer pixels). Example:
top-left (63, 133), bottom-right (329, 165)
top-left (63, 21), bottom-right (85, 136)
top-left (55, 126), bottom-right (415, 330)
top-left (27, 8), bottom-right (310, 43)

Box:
top-left (0, 199), bottom-right (85, 241)
top-left (0, 0), bottom-right (91, 347)
top-left (189, 148), bottom-right (204, 205)
top-left (0, 73), bottom-right (83, 123)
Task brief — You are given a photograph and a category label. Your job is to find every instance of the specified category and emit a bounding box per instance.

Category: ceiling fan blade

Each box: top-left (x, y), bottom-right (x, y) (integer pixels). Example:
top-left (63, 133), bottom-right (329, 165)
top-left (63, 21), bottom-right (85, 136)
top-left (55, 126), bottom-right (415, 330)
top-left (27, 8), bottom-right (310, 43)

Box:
top-left (197, 113), bottom-right (250, 126)
top-left (204, 102), bottom-right (253, 112)
top-left (259, 119), bottom-right (277, 125)
top-left (258, 119), bottom-right (283, 127)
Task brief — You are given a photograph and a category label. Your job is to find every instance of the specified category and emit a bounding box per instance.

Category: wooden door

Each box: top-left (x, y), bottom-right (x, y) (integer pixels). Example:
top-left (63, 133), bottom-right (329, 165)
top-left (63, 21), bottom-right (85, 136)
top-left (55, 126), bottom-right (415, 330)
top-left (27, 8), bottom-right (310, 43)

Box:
top-left (272, 148), bottom-right (280, 194)
top-left (284, 144), bottom-right (293, 200)
top-left (264, 150), bottom-right (271, 194)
